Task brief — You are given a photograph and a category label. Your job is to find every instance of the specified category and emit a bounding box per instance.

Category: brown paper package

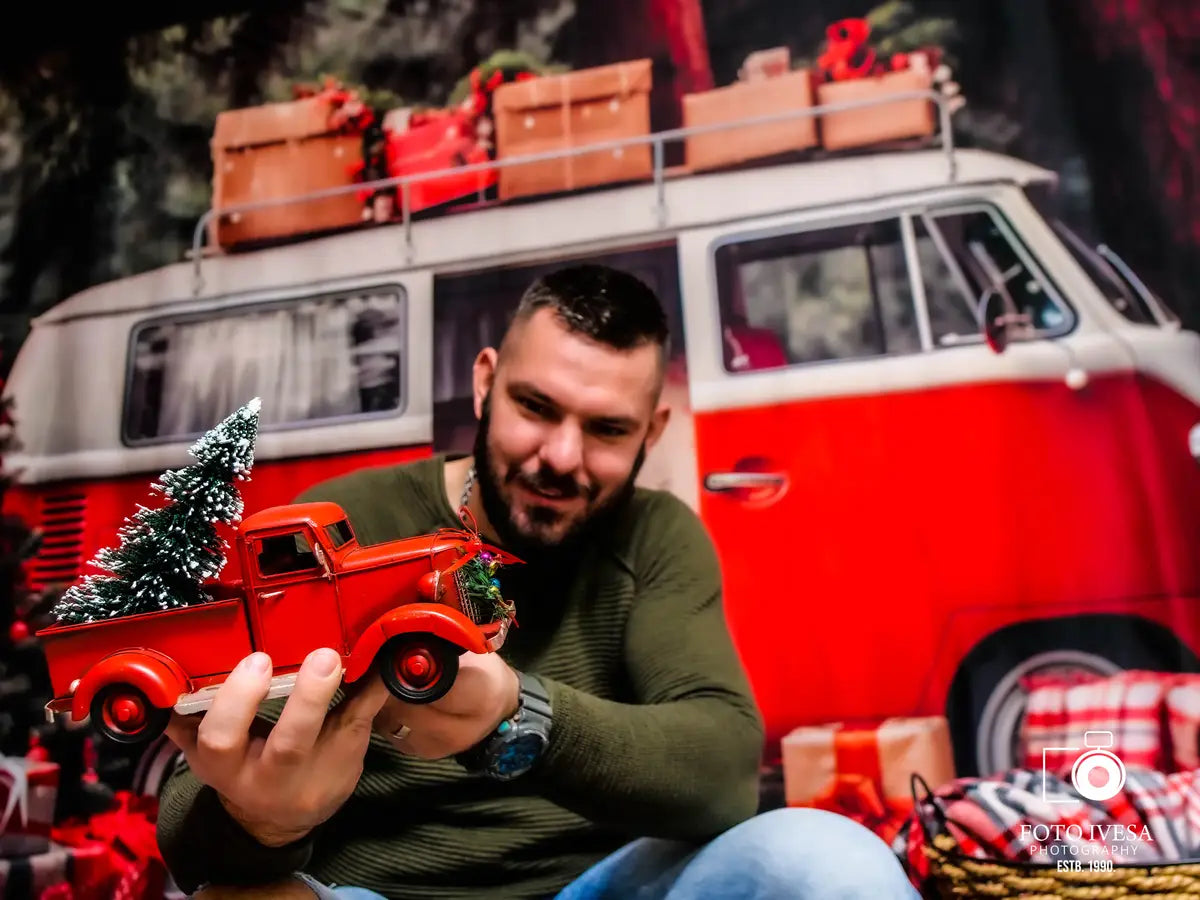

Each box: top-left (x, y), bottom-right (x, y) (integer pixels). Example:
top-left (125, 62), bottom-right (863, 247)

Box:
top-left (817, 67), bottom-right (937, 152)
top-left (210, 96), bottom-right (364, 248)
top-left (492, 59), bottom-right (653, 202)
top-left (683, 70), bottom-right (818, 173)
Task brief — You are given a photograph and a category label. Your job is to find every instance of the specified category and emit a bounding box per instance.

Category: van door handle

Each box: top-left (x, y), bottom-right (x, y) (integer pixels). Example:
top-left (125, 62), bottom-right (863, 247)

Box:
top-left (258, 590), bottom-right (285, 602)
top-left (703, 472), bottom-right (787, 492)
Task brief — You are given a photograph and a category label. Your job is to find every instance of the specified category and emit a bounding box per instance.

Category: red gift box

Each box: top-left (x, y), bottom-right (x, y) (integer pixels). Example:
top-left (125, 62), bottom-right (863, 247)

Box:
top-left (782, 717), bottom-right (956, 843)
top-left (52, 792), bottom-right (165, 900)
top-left (368, 108), bottom-right (495, 215)
top-left (0, 759), bottom-right (59, 839)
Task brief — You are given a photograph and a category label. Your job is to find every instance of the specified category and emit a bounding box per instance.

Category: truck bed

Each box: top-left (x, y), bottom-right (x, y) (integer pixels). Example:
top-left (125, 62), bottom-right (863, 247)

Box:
top-left (39, 598), bottom-right (255, 702)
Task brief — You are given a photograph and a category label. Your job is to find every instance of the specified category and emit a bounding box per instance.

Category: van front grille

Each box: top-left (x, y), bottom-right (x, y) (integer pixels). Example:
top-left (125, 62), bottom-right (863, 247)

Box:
top-left (28, 492), bottom-right (87, 592)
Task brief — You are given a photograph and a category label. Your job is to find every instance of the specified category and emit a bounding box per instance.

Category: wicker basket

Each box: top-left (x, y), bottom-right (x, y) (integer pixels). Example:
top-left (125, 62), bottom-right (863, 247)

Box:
top-left (910, 774), bottom-right (1200, 898)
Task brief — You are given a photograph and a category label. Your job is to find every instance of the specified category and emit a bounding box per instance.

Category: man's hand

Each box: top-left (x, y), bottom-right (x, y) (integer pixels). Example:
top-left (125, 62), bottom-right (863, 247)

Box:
top-left (374, 650), bottom-right (519, 759)
top-left (166, 648), bottom-right (390, 848)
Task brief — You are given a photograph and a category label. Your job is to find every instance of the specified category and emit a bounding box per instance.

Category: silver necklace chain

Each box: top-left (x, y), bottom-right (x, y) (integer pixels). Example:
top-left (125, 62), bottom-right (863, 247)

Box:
top-left (460, 464), bottom-right (476, 509)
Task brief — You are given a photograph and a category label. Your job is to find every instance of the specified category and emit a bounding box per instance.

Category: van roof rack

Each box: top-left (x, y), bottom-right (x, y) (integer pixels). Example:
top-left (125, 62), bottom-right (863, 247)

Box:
top-left (188, 88), bottom-right (957, 281)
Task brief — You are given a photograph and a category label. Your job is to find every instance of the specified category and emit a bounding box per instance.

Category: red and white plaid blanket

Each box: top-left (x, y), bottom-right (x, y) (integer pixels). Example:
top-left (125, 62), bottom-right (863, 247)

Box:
top-left (895, 766), bottom-right (1200, 887)
top-left (1019, 669), bottom-right (1177, 775)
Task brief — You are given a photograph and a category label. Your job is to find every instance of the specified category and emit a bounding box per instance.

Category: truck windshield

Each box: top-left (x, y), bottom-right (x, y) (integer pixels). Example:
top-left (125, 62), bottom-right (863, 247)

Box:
top-left (1050, 219), bottom-right (1179, 327)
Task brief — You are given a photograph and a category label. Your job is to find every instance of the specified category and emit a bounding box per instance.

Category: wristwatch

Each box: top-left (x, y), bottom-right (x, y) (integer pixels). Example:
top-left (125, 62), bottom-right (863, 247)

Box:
top-left (458, 670), bottom-right (553, 780)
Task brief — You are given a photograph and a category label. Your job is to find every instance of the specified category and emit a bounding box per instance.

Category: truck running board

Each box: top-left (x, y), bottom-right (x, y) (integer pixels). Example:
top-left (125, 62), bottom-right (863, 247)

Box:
top-left (174, 672), bottom-right (300, 716)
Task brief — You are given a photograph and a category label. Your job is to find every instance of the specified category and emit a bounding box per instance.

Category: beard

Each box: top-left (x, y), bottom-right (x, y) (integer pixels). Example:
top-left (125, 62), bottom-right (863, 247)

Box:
top-left (471, 392), bottom-right (645, 566)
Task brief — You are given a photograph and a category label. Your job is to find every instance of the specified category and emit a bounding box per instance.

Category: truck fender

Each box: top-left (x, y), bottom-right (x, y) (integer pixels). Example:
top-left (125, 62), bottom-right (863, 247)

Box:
top-left (344, 604), bottom-right (486, 683)
top-left (71, 649), bottom-right (190, 722)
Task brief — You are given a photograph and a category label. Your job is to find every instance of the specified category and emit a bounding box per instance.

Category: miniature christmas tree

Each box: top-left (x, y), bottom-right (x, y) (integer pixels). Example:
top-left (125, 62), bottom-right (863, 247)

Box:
top-left (52, 399), bottom-right (261, 625)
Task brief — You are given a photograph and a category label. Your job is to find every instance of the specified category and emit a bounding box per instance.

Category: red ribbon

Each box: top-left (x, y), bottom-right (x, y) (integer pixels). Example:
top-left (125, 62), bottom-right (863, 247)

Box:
top-left (809, 729), bottom-right (914, 844)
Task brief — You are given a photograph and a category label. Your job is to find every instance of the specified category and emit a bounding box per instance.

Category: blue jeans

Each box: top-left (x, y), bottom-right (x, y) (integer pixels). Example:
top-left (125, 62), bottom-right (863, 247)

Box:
top-left (297, 808), bottom-right (920, 899)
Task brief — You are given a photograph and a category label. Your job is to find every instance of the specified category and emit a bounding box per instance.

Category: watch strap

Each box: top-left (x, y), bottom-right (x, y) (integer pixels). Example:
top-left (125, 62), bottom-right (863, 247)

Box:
top-left (457, 670), bottom-right (551, 774)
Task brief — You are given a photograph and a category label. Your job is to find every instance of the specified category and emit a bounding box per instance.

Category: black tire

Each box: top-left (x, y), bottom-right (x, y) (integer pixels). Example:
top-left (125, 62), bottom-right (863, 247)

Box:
top-left (90, 684), bottom-right (171, 745)
top-left (379, 634), bottom-right (460, 704)
top-left (945, 614), bottom-right (1200, 778)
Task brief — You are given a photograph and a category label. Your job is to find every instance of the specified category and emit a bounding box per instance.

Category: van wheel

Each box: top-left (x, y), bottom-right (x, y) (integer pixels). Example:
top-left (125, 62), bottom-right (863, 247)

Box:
top-left (944, 615), bottom-right (1198, 778)
top-left (380, 635), bottom-right (459, 704)
top-left (90, 684), bottom-right (170, 745)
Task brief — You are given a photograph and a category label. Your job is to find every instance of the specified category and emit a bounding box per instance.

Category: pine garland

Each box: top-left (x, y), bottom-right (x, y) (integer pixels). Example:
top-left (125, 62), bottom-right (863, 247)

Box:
top-left (458, 550), bottom-right (514, 623)
top-left (53, 399), bottom-right (261, 625)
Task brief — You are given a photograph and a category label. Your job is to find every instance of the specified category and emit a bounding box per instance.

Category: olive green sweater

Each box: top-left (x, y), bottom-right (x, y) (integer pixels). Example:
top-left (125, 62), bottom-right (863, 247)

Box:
top-left (156, 455), bottom-right (764, 899)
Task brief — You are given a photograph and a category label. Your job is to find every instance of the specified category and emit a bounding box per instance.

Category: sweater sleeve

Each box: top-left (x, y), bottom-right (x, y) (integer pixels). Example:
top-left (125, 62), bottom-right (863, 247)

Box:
top-left (156, 747), bottom-right (314, 893)
top-left (533, 493), bottom-right (765, 839)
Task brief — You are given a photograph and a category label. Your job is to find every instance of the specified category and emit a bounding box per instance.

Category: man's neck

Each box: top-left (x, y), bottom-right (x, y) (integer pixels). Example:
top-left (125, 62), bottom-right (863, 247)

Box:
top-left (443, 454), bottom-right (500, 542)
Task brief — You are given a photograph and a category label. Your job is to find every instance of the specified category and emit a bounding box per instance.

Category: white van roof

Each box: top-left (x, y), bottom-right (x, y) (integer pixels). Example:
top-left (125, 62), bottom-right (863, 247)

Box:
top-left (37, 147), bottom-right (1053, 325)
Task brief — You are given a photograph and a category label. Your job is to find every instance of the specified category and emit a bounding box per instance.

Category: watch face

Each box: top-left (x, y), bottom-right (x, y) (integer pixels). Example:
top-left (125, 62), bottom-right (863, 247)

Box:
top-left (493, 733), bottom-right (546, 778)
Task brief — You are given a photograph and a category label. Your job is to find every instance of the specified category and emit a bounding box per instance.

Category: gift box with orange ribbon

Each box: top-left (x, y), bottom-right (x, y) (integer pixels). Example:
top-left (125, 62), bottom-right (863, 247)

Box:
top-left (781, 716), bottom-right (956, 843)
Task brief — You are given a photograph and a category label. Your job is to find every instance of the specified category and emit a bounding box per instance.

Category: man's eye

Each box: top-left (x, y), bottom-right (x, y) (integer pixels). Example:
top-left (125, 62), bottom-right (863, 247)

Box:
top-left (590, 423), bottom-right (627, 438)
top-left (518, 396), bottom-right (548, 416)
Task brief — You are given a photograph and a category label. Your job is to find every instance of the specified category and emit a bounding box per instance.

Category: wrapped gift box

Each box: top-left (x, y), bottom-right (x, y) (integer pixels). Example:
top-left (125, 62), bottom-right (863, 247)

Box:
top-left (1, 759), bottom-right (58, 839)
top-left (211, 91), bottom-right (368, 248)
top-left (738, 47), bottom-right (792, 82)
top-left (0, 835), bottom-right (71, 898)
top-left (375, 108), bottom-right (495, 215)
top-left (52, 791), bottom-right (165, 900)
top-left (683, 70), bottom-right (817, 173)
top-left (816, 66), bottom-right (935, 151)
top-left (492, 59), bottom-right (653, 201)
top-left (782, 716), bottom-right (955, 842)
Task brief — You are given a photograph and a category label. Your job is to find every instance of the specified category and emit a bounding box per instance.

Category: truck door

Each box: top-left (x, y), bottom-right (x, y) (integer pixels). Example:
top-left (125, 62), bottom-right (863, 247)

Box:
top-left (249, 526), bottom-right (345, 667)
top-left (676, 190), bottom-right (1140, 754)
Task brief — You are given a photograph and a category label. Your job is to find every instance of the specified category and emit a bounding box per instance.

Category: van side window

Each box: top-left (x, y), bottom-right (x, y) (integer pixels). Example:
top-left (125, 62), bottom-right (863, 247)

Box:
top-left (916, 207), bottom-right (1073, 346)
top-left (715, 218), bottom-right (922, 372)
top-left (256, 531), bottom-right (319, 578)
top-left (124, 286), bottom-right (405, 443)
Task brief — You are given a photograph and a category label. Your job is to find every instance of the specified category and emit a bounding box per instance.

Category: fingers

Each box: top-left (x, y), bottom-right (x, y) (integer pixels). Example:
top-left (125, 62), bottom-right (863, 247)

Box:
top-left (262, 648), bottom-right (344, 766)
top-left (165, 711), bottom-right (201, 754)
top-left (195, 652), bottom-right (273, 760)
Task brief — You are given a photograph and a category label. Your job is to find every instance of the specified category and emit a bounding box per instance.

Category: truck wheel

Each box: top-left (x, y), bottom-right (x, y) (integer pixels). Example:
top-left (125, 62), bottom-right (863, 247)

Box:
top-left (90, 684), bottom-right (170, 745)
top-left (380, 635), bottom-right (460, 704)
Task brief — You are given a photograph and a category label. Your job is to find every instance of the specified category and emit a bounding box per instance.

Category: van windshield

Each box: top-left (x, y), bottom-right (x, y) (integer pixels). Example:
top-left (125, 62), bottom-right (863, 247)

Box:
top-left (1050, 220), bottom-right (1178, 326)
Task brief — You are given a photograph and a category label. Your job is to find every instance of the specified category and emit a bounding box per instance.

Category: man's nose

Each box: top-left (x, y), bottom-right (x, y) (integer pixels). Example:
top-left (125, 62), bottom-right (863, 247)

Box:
top-left (539, 422), bottom-right (584, 474)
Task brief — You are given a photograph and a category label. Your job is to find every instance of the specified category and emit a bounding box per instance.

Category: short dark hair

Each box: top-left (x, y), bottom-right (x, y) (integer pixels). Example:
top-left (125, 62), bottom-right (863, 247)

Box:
top-left (510, 264), bottom-right (670, 357)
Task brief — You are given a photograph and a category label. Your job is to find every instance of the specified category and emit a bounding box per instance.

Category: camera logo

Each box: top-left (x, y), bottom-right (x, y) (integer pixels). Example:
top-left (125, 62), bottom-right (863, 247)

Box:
top-left (1042, 731), bottom-right (1128, 803)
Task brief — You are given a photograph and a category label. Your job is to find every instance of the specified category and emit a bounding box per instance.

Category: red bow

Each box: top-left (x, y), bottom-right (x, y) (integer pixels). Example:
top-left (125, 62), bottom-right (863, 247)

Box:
top-left (807, 728), bottom-right (913, 844)
top-left (812, 774), bottom-right (911, 844)
top-left (818, 18), bottom-right (877, 81)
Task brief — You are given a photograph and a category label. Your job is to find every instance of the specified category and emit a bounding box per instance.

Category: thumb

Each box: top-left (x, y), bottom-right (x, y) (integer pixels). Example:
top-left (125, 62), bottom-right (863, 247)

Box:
top-left (333, 673), bottom-right (392, 731)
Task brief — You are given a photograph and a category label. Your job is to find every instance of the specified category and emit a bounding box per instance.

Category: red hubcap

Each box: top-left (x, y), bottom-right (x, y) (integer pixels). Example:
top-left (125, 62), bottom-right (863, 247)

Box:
top-left (397, 647), bottom-right (438, 687)
top-left (105, 694), bottom-right (146, 732)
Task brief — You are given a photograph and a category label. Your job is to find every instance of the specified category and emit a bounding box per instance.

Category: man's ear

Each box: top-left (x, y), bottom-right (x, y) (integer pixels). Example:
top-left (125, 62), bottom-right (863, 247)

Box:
top-left (644, 401), bottom-right (671, 451)
top-left (473, 347), bottom-right (498, 419)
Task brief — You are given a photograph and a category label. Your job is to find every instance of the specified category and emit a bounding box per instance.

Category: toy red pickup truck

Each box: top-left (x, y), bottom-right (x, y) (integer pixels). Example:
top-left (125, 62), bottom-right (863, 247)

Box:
top-left (38, 502), bottom-right (518, 744)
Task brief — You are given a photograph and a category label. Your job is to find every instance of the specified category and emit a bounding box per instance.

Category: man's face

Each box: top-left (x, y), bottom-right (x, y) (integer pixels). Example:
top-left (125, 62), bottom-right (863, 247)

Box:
top-left (472, 307), bottom-right (668, 556)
